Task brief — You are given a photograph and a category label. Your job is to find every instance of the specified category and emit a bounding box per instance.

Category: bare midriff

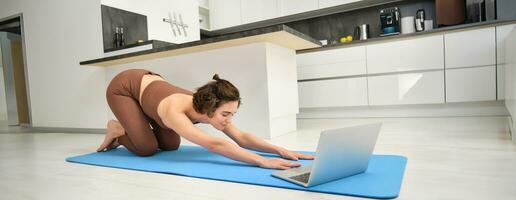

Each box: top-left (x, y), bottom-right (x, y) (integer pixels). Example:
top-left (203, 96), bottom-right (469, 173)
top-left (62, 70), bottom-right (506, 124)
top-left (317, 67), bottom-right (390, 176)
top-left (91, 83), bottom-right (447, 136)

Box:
top-left (139, 74), bottom-right (166, 105)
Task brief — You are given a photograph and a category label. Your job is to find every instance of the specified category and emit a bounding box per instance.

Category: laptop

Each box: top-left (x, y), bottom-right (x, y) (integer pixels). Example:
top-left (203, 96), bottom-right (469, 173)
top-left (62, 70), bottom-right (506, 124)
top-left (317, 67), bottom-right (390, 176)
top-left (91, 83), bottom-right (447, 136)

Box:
top-left (272, 123), bottom-right (382, 187)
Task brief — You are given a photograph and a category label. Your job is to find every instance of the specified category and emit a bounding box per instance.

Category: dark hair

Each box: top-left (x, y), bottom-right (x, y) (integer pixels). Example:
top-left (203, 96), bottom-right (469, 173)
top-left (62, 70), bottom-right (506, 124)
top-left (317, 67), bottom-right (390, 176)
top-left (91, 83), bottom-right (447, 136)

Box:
top-left (192, 74), bottom-right (241, 117)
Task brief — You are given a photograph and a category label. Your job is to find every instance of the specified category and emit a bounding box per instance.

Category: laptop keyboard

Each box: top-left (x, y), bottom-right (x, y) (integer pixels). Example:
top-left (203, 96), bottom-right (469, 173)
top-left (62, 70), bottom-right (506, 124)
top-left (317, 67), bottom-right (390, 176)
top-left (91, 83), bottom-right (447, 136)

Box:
top-left (290, 172), bottom-right (311, 183)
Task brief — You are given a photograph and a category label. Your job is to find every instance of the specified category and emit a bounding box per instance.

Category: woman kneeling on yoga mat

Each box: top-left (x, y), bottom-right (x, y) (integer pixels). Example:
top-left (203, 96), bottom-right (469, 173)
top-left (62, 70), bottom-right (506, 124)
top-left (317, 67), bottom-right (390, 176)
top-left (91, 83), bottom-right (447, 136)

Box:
top-left (97, 69), bottom-right (313, 170)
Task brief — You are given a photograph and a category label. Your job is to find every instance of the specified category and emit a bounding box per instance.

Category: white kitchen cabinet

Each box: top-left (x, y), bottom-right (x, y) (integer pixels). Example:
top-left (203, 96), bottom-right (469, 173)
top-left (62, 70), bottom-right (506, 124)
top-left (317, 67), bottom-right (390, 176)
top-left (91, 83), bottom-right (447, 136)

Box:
top-left (241, 0), bottom-right (278, 24)
top-left (502, 25), bottom-right (516, 141)
top-left (298, 78), bottom-right (368, 108)
top-left (366, 35), bottom-right (444, 74)
top-left (496, 24), bottom-right (516, 100)
top-left (209, 0), bottom-right (242, 30)
top-left (102, 0), bottom-right (200, 43)
top-left (368, 71), bottom-right (444, 105)
top-left (445, 66), bottom-right (496, 102)
top-left (297, 46), bottom-right (366, 80)
top-left (498, 65), bottom-right (505, 100)
top-left (496, 25), bottom-right (515, 69)
top-left (278, 0), bottom-right (318, 16)
top-left (198, 0), bottom-right (209, 8)
top-left (445, 27), bottom-right (496, 68)
top-left (318, 0), bottom-right (362, 9)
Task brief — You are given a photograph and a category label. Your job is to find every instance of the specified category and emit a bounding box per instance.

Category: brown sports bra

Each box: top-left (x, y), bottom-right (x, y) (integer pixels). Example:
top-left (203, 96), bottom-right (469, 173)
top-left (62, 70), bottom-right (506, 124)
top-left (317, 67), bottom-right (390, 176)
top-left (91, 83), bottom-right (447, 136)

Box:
top-left (140, 75), bottom-right (193, 129)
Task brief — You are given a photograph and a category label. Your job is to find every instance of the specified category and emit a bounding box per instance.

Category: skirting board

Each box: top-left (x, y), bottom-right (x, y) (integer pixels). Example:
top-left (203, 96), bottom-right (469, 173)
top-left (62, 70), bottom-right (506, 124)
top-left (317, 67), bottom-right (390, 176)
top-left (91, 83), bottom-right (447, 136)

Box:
top-left (298, 101), bottom-right (509, 119)
top-left (30, 126), bottom-right (105, 134)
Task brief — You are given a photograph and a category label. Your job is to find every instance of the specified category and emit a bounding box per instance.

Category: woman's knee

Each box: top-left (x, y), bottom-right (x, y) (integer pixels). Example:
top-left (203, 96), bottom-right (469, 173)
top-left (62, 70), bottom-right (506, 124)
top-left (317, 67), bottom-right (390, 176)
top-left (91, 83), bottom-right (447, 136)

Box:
top-left (134, 143), bottom-right (159, 156)
top-left (159, 139), bottom-right (181, 151)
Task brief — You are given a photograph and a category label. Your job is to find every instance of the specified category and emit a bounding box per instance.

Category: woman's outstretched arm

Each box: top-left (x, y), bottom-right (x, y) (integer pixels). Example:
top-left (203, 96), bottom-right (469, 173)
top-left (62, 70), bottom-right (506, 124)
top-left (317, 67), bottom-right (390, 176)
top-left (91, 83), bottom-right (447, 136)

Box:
top-left (162, 111), bottom-right (300, 169)
top-left (222, 124), bottom-right (315, 161)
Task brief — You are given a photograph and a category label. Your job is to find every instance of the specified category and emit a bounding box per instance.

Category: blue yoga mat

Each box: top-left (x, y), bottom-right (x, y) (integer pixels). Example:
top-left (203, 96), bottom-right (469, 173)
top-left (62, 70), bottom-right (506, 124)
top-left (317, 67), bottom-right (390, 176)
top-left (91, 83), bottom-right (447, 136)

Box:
top-left (66, 145), bottom-right (407, 199)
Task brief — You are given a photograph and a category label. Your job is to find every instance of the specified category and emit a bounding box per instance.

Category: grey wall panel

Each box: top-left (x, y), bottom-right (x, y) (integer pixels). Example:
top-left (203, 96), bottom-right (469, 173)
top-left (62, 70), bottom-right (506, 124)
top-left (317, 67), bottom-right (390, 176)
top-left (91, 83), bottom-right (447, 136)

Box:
top-left (497, 0), bottom-right (516, 20)
top-left (286, 0), bottom-right (435, 43)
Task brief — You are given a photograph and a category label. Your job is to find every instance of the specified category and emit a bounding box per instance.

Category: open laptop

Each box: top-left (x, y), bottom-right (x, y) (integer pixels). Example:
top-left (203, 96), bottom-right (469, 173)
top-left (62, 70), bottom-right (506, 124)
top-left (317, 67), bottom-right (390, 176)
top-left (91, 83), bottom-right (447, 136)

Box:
top-left (272, 123), bottom-right (382, 187)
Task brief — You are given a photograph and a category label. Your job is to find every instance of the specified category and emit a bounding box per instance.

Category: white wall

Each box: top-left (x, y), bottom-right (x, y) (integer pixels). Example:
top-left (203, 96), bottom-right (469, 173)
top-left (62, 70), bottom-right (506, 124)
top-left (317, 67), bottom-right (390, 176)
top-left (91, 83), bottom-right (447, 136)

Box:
top-left (101, 0), bottom-right (200, 44)
top-left (0, 0), bottom-right (108, 128)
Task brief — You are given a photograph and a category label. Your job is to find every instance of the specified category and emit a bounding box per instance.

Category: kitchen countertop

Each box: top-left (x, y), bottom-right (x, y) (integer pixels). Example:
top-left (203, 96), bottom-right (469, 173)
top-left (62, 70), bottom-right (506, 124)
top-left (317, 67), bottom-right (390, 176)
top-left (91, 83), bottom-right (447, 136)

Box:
top-left (298, 19), bottom-right (516, 54)
top-left (80, 25), bottom-right (321, 67)
top-left (103, 40), bottom-right (174, 53)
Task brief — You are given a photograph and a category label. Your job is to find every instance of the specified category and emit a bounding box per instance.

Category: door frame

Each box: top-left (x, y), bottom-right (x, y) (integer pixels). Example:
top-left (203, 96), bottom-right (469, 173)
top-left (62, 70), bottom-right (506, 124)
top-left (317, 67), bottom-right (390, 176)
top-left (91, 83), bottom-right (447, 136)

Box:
top-left (0, 13), bottom-right (32, 127)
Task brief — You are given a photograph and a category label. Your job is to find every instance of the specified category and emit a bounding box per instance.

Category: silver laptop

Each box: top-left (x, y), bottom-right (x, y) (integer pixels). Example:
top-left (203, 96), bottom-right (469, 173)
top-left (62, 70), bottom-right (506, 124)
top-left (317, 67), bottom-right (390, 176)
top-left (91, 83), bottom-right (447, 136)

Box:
top-left (272, 123), bottom-right (382, 187)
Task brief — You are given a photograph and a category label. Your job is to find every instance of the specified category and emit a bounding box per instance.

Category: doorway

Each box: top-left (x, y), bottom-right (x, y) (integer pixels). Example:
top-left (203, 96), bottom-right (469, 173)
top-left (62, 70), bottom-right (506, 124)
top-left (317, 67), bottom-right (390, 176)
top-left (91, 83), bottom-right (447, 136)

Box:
top-left (0, 14), bottom-right (31, 126)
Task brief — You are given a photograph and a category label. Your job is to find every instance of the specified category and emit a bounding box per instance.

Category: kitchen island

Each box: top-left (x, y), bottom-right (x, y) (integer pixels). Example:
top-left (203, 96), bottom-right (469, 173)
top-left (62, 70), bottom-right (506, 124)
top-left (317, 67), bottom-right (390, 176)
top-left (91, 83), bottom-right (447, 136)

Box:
top-left (81, 25), bottom-right (321, 138)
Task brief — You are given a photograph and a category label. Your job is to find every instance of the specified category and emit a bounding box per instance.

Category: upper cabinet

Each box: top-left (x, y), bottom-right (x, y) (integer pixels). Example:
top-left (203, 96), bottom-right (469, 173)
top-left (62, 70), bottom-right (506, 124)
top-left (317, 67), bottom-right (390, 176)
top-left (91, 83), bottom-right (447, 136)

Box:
top-left (241, 0), bottom-right (278, 24)
top-left (444, 27), bottom-right (496, 68)
top-left (318, 0), bottom-right (362, 9)
top-left (209, 0), bottom-right (242, 30)
top-left (198, 0), bottom-right (210, 30)
top-left (278, 0), bottom-right (318, 16)
top-left (209, 0), bottom-right (366, 30)
top-left (101, 0), bottom-right (199, 44)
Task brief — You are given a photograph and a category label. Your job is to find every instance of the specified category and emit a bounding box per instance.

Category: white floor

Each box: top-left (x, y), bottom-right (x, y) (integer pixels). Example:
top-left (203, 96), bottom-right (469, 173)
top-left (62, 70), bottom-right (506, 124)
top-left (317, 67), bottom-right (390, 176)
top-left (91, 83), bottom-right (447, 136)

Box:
top-left (1, 117), bottom-right (515, 200)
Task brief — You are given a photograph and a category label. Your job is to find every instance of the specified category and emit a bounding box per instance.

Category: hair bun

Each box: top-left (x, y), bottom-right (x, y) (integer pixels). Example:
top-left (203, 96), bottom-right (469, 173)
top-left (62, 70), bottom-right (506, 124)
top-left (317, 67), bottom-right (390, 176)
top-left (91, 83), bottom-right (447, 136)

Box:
top-left (212, 74), bottom-right (221, 81)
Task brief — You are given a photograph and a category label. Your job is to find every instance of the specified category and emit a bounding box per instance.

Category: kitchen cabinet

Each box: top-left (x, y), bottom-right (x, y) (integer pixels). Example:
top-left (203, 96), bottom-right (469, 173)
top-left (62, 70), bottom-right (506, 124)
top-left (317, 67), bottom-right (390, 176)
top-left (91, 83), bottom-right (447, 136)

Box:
top-left (101, 0), bottom-right (200, 44)
top-left (445, 27), bottom-right (496, 69)
top-left (297, 46), bottom-right (366, 80)
top-left (445, 66), bottom-right (496, 102)
top-left (241, 0), bottom-right (278, 24)
top-left (209, 0), bottom-right (242, 30)
top-left (298, 78), bottom-right (368, 108)
top-left (368, 71), bottom-right (444, 105)
top-left (366, 35), bottom-right (444, 74)
top-left (210, 0), bottom-right (362, 29)
top-left (496, 24), bottom-right (516, 100)
top-left (198, 0), bottom-right (209, 8)
top-left (318, 0), bottom-right (362, 9)
top-left (501, 24), bottom-right (516, 141)
top-left (498, 65), bottom-right (506, 100)
top-left (296, 25), bottom-right (504, 108)
top-left (278, 0), bottom-right (318, 16)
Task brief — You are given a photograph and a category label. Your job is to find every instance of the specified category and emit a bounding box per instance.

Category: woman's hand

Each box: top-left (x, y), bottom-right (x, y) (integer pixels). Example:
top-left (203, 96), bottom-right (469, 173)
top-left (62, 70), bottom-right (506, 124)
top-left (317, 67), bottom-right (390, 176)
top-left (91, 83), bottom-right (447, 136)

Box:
top-left (277, 147), bottom-right (315, 161)
top-left (257, 157), bottom-right (301, 170)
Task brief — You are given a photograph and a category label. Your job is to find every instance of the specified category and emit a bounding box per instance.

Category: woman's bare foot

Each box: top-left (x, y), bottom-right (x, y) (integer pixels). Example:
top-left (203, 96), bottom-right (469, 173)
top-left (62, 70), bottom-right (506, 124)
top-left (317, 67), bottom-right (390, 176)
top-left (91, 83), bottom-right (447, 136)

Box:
top-left (97, 119), bottom-right (125, 152)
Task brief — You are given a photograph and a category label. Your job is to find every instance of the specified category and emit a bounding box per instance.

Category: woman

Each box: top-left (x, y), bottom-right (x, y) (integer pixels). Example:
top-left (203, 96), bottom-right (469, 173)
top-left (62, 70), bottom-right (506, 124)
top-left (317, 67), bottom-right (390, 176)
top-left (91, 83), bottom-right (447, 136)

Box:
top-left (97, 69), bottom-right (313, 170)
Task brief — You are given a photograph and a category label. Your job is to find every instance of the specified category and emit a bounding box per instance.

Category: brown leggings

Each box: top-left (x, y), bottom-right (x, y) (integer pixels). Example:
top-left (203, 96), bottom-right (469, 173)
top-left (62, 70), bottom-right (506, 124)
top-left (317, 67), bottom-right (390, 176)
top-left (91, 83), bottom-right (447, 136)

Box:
top-left (106, 69), bottom-right (180, 156)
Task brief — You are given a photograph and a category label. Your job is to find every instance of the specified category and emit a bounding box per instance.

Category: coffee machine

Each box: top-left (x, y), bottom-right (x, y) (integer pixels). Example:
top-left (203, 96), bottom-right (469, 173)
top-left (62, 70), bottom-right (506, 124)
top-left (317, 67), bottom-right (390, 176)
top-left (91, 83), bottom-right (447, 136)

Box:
top-left (380, 7), bottom-right (401, 36)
